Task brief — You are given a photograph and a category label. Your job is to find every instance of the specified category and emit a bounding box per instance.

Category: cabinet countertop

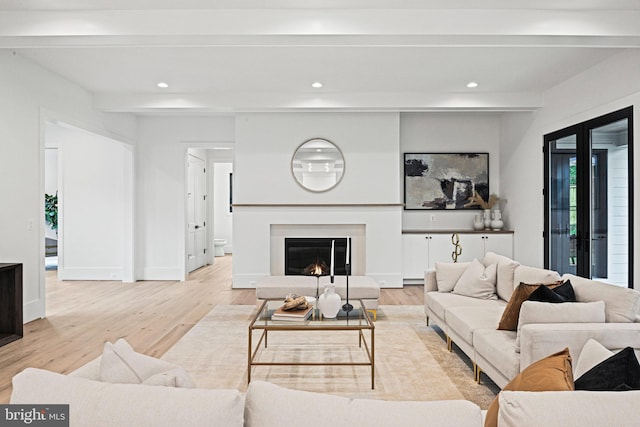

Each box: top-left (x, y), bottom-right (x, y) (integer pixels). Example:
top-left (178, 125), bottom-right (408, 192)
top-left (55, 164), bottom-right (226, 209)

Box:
top-left (402, 229), bottom-right (514, 234)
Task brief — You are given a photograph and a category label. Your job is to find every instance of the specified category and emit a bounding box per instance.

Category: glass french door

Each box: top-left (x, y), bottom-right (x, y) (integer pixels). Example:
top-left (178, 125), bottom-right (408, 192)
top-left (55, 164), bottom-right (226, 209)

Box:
top-left (544, 107), bottom-right (633, 288)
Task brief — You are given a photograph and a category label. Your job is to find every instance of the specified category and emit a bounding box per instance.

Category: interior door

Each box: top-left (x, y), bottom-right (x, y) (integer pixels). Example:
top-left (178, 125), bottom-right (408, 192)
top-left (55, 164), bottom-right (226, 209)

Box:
top-left (544, 107), bottom-right (633, 287)
top-left (187, 154), bottom-right (207, 273)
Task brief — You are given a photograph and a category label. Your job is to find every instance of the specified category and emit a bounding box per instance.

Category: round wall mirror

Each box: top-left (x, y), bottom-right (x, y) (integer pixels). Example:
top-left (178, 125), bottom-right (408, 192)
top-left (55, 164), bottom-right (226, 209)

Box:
top-left (291, 138), bottom-right (345, 192)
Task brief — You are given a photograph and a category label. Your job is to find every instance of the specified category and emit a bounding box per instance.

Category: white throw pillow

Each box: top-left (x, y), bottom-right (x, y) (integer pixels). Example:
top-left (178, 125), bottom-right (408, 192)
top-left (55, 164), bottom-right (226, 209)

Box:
top-left (483, 252), bottom-right (521, 302)
top-left (435, 262), bottom-right (471, 292)
top-left (100, 339), bottom-right (195, 388)
top-left (515, 301), bottom-right (606, 352)
top-left (452, 258), bottom-right (498, 300)
top-left (574, 339), bottom-right (614, 379)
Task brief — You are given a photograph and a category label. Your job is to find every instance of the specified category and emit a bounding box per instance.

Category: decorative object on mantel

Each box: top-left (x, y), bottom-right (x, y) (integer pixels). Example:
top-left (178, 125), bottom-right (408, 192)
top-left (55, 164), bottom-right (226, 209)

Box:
top-left (473, 214), bottom-right (484, 230)
top-left (404, 153), bottom-right (489, 210)
top-left (465, 191), bottom-right (500, 230)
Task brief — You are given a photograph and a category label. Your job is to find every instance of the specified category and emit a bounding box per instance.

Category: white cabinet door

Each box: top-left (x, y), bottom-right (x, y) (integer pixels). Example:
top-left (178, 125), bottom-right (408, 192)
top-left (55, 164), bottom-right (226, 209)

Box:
top-left (483, 234), bottom-right (513, 258)
top-left (427, 233), bottom-right (458, 268)
top-left (455, 233), bottom-right (486, 263)
top-left (402, 234), bottom-right (429, 279)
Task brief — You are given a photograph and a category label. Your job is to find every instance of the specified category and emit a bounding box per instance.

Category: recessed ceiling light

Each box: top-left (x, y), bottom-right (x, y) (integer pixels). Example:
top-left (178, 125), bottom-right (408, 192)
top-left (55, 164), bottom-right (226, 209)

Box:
top-left (311, 81), bottom-right (323, 88)
top-left (466, 81), bottom-right (479, 88)
top-left (316, 148), bottom-right (322, 152)
top-left (157, 82), bottom-right (169, 88)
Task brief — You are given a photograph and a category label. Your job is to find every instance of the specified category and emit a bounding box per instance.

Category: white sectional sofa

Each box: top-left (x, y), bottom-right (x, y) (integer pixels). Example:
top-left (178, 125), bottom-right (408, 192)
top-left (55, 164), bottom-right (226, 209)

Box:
top-left (424, 253), bottom-right (640, 388)
top-left (12, 368), bottom-right (640, 427)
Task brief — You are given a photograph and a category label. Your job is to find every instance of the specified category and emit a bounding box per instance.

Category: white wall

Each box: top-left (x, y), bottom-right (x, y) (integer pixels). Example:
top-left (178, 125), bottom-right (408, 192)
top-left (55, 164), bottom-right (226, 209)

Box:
top-left (0, 51), bottom-right (136, 322)
top-left (400, 113), bottom-right (501, 231)
top-left (233, 113), bottom-right (403, 288)
top-left (499, 50), bottom-right (640, 285)
top-left (47, 123), bottom-right (131, 281)
top-left (213, 162), bottom-right (233, 254)
top-left (136, 117), bottom-right (235, 280)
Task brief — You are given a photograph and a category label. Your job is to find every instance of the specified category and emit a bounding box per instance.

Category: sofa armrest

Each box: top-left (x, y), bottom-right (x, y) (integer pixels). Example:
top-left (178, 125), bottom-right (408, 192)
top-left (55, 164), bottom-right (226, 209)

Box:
top-left (424, 269), bottom-right (437, 293)
top-left (519, 323), bottom-right (640, 370)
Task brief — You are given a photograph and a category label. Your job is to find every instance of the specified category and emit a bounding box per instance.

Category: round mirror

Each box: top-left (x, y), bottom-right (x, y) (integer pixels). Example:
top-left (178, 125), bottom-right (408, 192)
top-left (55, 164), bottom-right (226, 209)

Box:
top-left (291, 138), bottom-right (345, 192)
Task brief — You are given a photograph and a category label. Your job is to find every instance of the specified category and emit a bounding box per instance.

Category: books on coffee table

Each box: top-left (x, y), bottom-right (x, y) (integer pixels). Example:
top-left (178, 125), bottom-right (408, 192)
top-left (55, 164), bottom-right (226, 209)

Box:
top-left (271, 305), bottom-right (313, 322)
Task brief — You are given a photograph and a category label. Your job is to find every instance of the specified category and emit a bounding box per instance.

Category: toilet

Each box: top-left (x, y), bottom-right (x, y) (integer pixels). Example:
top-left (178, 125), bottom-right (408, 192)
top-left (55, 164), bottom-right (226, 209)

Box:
top-left (213, 239), bottom-right (227, 257)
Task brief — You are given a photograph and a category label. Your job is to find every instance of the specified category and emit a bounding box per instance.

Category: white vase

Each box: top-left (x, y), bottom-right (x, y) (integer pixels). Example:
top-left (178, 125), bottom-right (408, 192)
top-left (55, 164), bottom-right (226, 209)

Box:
top-left (483, 209), bottom-right (492, 230)
top-left (491, 210), bottom-right (504, 230)
top-left (473, 213), bottom-right (484, 230)
top-left (318, 284), bottom-right (341, 319)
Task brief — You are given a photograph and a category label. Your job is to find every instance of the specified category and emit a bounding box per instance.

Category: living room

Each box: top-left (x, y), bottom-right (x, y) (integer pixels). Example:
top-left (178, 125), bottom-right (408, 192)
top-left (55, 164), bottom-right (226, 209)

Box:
top-left (1, 2), bottom-right (640, 425)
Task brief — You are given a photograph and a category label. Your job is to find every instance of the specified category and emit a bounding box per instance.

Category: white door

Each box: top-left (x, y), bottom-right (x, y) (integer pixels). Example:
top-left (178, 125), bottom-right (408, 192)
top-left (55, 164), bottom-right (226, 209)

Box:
top-left (187, 154), bottom-right (207, 272)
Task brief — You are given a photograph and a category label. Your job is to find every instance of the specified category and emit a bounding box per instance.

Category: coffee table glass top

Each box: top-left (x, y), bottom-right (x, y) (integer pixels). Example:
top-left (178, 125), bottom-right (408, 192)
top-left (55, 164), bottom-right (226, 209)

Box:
top-left (251, 299), bottom-right (373, 329)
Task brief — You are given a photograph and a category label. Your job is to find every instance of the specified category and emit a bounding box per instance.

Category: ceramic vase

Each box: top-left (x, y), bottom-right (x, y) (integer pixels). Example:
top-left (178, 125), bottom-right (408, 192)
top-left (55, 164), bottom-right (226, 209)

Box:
top-left (318, 284), bottom-right (341, 319)
top-left (491, 210), bottom-right (504, 231)
top-left (473, 213), bottom-right (484, 230)
top-left (483, 209), bottom-right (492, 230)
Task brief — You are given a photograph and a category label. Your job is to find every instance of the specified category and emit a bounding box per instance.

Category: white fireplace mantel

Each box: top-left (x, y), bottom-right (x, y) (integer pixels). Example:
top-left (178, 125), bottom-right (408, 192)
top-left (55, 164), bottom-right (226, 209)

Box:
top-left (232, 204), bottom-right (403, 289)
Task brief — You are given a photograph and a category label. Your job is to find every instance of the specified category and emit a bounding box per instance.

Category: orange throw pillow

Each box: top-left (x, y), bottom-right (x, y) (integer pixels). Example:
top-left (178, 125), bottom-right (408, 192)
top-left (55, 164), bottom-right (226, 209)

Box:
top-left (484, 348), bottom-right (574, 427)
top-left (497, 281), bottom-right (563, 330)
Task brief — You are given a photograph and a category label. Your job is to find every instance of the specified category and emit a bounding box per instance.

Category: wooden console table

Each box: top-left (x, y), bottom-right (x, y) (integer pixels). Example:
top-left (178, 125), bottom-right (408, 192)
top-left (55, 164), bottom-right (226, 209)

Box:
top-left (0, 263), bottom-right (23, 347)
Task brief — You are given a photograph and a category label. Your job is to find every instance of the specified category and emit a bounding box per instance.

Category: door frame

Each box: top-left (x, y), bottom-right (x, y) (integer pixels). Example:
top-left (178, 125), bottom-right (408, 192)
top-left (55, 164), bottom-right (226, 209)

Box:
top-left (543, 106), bottom-right (634, 287)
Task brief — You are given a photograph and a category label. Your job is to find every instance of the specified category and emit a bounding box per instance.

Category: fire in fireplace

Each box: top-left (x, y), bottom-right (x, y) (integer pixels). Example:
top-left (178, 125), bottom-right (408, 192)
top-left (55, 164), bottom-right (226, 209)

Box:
top-left (284, 238), bottom-right (351, 276)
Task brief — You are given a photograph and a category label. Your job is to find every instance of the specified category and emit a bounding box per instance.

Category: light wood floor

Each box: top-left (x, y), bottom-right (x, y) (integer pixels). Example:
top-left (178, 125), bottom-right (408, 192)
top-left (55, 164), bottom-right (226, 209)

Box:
top-left (0, 256), bottom-right (423, 403)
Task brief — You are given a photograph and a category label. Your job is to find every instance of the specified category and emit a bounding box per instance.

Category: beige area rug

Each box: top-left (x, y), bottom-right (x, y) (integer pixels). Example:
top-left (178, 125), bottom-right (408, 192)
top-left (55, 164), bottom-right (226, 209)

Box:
top-left (161, 305), bottom-right (498, 409)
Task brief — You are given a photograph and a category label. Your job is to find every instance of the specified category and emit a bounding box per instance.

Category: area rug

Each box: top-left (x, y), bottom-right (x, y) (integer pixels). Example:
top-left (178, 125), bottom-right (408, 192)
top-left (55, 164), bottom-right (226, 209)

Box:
top-left (161, 305), bottom-right (498, 409)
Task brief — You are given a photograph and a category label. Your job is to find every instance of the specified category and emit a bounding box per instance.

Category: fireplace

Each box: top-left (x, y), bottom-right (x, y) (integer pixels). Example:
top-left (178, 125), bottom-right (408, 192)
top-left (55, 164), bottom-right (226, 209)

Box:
top-left (284, 238), bottom-right (351, 276)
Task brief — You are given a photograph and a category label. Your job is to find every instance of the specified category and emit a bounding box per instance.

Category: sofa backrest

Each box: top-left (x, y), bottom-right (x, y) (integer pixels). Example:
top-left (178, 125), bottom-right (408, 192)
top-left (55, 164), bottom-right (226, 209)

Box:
top-left (562, 274), bottom-right (640, 323)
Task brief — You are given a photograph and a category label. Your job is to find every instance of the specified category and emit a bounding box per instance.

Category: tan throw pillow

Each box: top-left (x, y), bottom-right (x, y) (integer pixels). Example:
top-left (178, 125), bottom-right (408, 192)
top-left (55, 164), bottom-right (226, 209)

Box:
top-left (497, 281), bottom-right (563, 331)
top-left (484, 348), bottom-right (574, 427)
top-left (452, 259), bottom-right (497, 300)
top-left (434, 261), bottom-right (472, 292)
top-left (100, 338), bottom-right (195, 388)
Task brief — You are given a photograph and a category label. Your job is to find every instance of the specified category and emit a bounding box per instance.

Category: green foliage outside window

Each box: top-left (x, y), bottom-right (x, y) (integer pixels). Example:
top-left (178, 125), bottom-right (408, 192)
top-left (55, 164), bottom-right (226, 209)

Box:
top-left (45, 192), bottom-right (58, 232)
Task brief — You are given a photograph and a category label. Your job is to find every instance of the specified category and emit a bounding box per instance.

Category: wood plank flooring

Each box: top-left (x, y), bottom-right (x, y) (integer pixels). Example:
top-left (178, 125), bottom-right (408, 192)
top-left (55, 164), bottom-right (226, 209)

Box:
top-left (0, 256), bottom-right (423, 403)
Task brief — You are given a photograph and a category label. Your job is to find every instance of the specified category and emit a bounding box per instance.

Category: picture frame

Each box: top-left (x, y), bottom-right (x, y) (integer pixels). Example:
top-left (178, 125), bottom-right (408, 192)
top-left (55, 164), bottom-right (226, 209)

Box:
top-left (404, 152), bottom-right (489, 210)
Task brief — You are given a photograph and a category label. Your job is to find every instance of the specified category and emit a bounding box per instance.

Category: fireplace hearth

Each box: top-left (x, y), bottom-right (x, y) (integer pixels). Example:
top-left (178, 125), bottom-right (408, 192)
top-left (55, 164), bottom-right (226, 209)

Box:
top-left (284, 238), bottom-right (351, 276)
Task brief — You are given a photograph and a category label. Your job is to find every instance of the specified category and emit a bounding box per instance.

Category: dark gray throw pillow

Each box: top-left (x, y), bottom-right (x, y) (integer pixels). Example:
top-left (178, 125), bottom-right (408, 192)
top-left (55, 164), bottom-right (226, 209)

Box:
top-left (527, 280), bottom-right (576, 303)
top-left (574, 347), bottom-right (640, 391)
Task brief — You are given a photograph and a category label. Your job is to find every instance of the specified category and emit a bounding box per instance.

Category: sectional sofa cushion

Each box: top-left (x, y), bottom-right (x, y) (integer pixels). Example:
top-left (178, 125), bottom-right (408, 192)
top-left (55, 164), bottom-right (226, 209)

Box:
top-left (513, 265), bottom-right (561, 289)
top-left (482, 252), bottom-right (520, 301)
top-left (498, 390), bottom-right (640, 427)
top-left (445, 306), bottom-right (505, 345)
top-left (574, 347), bottom-right (640, 391)
top-left (574, 338), bottom-right (614, 379)
top-left (244, 380), bottom-right (483, 427)
top-left (515, 301), bottom-right (606, 352)
top-left (426, 292), bottom-right (506, 322)
top-left (435, 261), bottom-right (472, 292)
top-left (452, 259), bottom-right (498, 300)
top-left (472, 329), bottom-right (519, 383)
top-left (484, 348), bottom-right (574, 427)
top-left (563, 273), bottom-right (640, 323)
top-left (11, 368), bottom-right (245, 427)
top-left (100, 339), bottom-right (195, 388)
top-left (497, 281), bottom-right (563, 331)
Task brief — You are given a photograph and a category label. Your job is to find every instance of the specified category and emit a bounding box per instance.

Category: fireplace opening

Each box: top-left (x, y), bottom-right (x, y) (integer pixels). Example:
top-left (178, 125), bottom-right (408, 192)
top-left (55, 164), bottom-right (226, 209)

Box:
top-left (284, 238), bottom-right (351, 276)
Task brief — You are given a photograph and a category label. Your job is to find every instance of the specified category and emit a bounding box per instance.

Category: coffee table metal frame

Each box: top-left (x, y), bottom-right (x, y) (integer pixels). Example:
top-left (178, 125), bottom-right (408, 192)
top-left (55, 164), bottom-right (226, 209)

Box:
top-left (248, 298), bottom-right (375, 389)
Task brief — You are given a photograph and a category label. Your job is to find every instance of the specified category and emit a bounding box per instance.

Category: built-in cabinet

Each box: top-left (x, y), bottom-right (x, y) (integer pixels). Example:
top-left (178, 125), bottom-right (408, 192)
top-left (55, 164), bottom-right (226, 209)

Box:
top-left (402, 230), bottom-right (514, 282)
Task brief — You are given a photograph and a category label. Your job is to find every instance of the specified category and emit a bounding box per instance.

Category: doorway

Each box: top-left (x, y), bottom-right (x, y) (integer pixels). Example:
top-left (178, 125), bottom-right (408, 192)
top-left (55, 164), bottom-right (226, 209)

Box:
top-left (186, 153), bottom-right (208, 273)
top-left (544, 107), bottom-right (633, 287)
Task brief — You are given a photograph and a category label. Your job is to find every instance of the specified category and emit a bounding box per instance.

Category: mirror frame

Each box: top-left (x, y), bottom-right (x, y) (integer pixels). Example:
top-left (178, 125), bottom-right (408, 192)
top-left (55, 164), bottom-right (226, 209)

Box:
top-left (291, 138), bottom-right (345, 193)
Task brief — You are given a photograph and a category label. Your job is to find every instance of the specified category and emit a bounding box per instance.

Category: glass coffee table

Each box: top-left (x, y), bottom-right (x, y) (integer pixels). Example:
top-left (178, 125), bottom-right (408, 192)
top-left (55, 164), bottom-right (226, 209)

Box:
top-left (248, 299), bottom-right (375, 389)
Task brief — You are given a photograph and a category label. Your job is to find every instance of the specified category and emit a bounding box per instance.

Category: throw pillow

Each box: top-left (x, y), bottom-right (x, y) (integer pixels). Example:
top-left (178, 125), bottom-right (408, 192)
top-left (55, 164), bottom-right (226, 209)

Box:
top-left (484, 348), bottom-right (574, 427)
top-left (574, 347), bottom-right (640, 391)
top-left (434, 261), bottom-right (471, 292)
top-left (452, 258), bottom-right (498, 300)
top-left (515, 301), bottom-right (606, 352)
top-left (497, 281), bottom-right (563, 331)
top-left (483, 252), bottom-right (520, 301)
top-left (100, 338), bottom-right (195, 388)
top-left (574, 339), bottom-right (614, 379)
top-left (527, 280), bottom-right (576, 303)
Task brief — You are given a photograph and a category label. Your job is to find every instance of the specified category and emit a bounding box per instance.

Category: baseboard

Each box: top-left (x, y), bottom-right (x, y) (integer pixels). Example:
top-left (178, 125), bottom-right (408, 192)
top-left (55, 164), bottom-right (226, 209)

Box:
top-left (140, 267), bottom-right (183, 281)
top-left (367, 274), bottom-right (403, 288)
top-left (58, 268), bottom-right (123, 281)
top-left (23, 299), bottom-right (45, 323)
top-left (232, 273), bottom-right (267, 288)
